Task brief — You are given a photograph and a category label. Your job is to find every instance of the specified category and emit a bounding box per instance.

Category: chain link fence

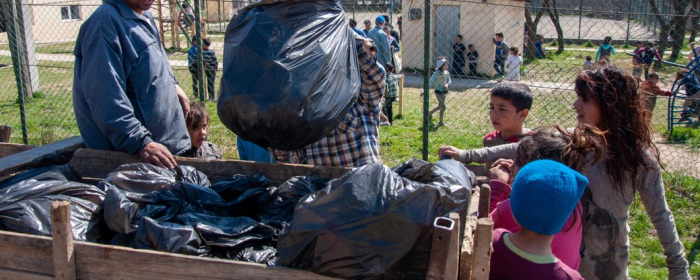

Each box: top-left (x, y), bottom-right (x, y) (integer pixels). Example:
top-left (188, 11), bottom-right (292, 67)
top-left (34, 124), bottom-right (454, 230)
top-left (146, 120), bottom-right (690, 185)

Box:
top-left (0, 0), bottom-right (699, 177)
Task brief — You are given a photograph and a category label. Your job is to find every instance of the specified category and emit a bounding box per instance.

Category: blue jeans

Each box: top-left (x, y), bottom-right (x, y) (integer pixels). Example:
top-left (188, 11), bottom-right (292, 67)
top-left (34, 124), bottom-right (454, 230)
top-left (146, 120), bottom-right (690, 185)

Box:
top-left (493, 56), bottom-right (505, 77)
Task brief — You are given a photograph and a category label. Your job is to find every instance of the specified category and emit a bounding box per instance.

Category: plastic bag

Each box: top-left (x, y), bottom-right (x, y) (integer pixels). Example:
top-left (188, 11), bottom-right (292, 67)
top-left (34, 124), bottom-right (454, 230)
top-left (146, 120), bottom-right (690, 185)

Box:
top-left (277, 159), bottom-right (473, 279)
top-left (101, 163), bottom-right (327, 265)
top-left (0, 165), bottom-right (107, 241)
top-left (218, 0), bottom-right (361, 150)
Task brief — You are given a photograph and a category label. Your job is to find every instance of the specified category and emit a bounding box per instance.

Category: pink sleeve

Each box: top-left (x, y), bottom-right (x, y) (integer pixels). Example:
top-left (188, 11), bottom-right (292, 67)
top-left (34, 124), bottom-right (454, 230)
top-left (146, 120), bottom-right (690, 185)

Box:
top-left (489, 179), bottom-right (512, 213)
top-left (490, 200), bottom-right (520, 233)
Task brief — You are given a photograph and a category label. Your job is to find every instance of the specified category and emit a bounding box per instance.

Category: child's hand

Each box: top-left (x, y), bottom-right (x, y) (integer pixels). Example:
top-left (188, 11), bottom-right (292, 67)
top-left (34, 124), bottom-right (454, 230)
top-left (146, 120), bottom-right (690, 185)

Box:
top-left (420, 91), bottom-right (424, 97)
top-left (488, 165), bottom-right (511, 183)
top-left (489, 158), bottom-right (515, 182)
top-left (444, 84), bottom-right (449, 90)
top-left (438, 146), bottom-right (461, 161)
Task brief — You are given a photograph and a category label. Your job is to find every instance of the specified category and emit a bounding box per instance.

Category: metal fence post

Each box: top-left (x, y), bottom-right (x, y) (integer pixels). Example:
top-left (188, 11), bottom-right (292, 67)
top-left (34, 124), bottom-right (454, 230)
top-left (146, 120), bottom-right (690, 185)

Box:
top-left (195, 0), bottom-right (205, 105)
top-left (2, 0), bottom-right (29, 144)
top-left (626, 0), bottom-right (633, 43)
top-left (422, 0), bottom-right (431, 161)
top-left (578, 0), bottom-right (582, 41)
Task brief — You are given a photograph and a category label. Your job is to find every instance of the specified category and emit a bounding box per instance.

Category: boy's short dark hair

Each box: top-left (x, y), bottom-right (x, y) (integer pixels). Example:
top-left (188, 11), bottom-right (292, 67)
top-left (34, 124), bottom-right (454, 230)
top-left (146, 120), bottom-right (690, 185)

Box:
top-left (456, 35), bottom-right (463, 40)
top-left (468, 44), bottom-right (474, 48)
top-left (202, 38), bottom-right (211, 47)
top-left (585, 55), bottom-right (592, 61)
top-left (349, 19), bottom-right (357, 27)
top-left (495, 32), bottom-right (504, 38)
top-left (364, 19), bottom-right (371, 24)
top-left (510, 47), bottom-right (519, 54)
top-left (648, 72), bottom-right (660, 79)
top-left (491, 82), bottom-right (533, 112)
top-left (647, 42), bottom-right (655, 47)
top-left (187, 101), bottom-right (210, 129)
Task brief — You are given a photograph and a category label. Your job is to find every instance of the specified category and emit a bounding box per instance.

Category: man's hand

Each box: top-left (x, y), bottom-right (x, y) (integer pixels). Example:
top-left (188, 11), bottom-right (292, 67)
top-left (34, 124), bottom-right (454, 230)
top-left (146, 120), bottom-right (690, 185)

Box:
top-left (139, 142), bottom-right (177, 169)
top-left (175, 84), bottom-right (190, 118)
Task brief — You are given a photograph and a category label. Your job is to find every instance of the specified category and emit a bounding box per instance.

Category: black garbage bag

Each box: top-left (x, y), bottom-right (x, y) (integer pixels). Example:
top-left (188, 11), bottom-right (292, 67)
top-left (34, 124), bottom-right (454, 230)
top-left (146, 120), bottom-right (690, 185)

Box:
top-left (0, 165), bottom-right (107, 241)
top-left (134, 217), bottom-right (208, 256)
top-left (101, 163), bottom-right (327, 265)
top-left (99, 163), bottom-right (211, 194)
top-left (218, 0), bottom-right (361, 150)
top-left (277, 160), bottom-right (473, 279)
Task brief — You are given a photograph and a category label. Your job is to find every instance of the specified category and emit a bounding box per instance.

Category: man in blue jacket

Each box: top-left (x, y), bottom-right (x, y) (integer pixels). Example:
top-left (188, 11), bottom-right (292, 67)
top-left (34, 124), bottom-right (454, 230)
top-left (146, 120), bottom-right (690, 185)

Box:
top-left (366, 16), bottom-right (391, 67)
top-left (73, 0), bottom-right (191, 169)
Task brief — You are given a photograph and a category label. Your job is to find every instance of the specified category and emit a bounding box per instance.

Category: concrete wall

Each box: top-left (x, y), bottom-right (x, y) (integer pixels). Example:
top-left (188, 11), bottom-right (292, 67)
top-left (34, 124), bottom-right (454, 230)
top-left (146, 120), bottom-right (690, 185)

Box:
top-left (401, 0), bottom-right (526, 76)
top-left (0, 0), bottom-right (100, 44)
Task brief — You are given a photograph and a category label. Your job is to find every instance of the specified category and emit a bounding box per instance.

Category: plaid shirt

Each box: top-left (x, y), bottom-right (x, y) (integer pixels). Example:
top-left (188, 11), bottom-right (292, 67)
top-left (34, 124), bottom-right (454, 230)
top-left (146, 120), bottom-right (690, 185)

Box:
top-left (386, 74), bottom-right (399, 99)
top-left (273, 36), bottom-right (386, 167)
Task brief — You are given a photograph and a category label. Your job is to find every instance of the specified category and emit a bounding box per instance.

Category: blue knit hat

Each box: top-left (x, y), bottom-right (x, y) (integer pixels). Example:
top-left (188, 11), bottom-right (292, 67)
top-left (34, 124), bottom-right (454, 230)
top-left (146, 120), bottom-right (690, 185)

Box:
top-left (510, 160), bottom-right (588, 235)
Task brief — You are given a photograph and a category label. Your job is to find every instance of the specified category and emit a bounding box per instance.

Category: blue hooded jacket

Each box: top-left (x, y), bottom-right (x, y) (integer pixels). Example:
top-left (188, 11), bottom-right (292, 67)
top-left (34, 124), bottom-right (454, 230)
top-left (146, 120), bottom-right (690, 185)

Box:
top-left (73, 0), bottom-right (191, 155)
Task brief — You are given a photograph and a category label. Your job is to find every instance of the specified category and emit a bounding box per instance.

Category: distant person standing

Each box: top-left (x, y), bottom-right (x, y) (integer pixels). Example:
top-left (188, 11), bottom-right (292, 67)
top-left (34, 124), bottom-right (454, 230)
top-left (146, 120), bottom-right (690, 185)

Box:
top-left (397, 16), bottom-right (402, 39)
top-left (349, 18), bottom-right (366, 37)
top-left (452, 35), bottom-right (467, 76)
top-left (506, 47), bottom-right (523, 81)
top-left (466, 44), bottom-right (479, 77)
top-left (201, 38), bottom-right (218, 101)
top-left (362, 19), bottom-right (371, 35)
top-left (492, 32), bottom-right (509, 78)
top-left (635, 42), bottom-right (662, 80)
top-left (188, 36), bottom-right (199, 97)
top-left (367, 16), bottom-right (391, 67)
top-left (594, 36), bottom-right (616, 63)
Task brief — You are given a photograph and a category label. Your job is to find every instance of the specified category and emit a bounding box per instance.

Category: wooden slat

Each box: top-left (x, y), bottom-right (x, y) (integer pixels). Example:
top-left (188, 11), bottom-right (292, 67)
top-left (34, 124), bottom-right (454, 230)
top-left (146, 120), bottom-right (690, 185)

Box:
top-left (458, 186), bottom-right (481, 280)
top-left (445, 213), bottom-right (461, 280)
top-left (470, 218), bottom-right (494, 280)
top-left (0, 231), bottom-right (54, 275)
top-left (0, 143), bottom-right (35, 159)
top-left (51, 201), bottom-right (76, 280)
top-left (68, 148), bottom-right (350, 185)
top-left (0, 136), bottom-right (83, 178)
top-left (0, 267), bottom-right (53, 280)
top-left (478, 184), bottom-right (491, 219)
top-left (72, 240), bottom-right (333, 279)
top-left (0, 126), bottom-right (10, 143)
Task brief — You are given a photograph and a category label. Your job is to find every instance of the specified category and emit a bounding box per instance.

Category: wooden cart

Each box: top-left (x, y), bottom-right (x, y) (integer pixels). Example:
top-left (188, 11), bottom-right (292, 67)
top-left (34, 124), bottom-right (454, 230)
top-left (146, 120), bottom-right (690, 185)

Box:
top-left (0, 138), bottom-right (493, 280)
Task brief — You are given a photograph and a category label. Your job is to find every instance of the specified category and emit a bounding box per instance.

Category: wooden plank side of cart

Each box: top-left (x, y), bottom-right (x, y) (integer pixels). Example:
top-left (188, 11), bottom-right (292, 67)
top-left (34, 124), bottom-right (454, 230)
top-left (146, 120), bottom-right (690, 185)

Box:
top-left (0, 230), bottom-right (332, 279)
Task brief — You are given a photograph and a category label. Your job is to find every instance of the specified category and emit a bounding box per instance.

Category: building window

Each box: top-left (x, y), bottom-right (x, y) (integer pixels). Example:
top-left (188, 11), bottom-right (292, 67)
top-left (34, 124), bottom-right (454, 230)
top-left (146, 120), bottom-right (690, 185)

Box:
top-left (60, 5), bottom-right (80, 21)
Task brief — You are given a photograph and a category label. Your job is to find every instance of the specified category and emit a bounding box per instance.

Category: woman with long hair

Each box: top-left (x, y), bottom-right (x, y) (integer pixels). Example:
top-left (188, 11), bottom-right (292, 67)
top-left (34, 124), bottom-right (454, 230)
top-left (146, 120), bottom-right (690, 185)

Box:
top-left (439, 67), bottom-right (690, 280)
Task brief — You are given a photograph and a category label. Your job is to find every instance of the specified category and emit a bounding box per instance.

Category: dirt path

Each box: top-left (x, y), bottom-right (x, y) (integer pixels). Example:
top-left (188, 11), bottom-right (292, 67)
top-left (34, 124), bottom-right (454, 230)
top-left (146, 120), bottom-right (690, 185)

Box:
top-left (653, 134), bottom-right (700, 177)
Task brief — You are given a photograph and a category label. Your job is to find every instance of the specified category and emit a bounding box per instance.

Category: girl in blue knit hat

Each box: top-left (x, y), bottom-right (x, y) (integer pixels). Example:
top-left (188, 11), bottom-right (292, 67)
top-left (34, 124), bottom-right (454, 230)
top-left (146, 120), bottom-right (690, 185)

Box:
top-left (489, 159), bottom-right (587, 280)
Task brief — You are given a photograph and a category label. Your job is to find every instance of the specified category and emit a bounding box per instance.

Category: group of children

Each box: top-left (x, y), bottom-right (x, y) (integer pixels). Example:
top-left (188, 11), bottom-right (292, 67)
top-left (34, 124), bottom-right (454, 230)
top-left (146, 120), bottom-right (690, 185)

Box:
top-left (437, 67), bottom-right (691, 279)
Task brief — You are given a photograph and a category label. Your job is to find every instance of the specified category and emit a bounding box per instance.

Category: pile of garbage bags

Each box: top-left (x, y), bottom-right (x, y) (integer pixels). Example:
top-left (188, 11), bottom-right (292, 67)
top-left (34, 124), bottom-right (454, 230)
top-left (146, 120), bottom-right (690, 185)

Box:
top-left (0, 158), bottom-right (473, 278)
top-left (218, 0), bottom-right (361, 150)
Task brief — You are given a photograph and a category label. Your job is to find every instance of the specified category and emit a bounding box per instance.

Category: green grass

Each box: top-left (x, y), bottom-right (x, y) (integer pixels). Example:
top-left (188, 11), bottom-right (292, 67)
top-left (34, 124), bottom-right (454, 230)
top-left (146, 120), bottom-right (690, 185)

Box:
top-left (666, 126), bottom-right (700, 152)
top-left (628, 172), bottom-right (700, 278)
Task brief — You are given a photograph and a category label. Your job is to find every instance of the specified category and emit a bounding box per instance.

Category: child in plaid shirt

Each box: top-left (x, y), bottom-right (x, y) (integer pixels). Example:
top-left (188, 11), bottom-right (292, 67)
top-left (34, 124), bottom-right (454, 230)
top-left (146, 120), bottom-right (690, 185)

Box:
top-left (272, 35), bottom-right (385, 167)
top-left (381, 63), bottom-right (399, 125)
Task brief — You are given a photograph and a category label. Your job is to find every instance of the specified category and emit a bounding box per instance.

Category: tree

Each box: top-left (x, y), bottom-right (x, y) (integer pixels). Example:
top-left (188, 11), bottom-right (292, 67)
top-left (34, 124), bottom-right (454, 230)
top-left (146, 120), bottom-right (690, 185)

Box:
top-left (524, 0), bottom-right (547, 59)
top-left (545, 0), bottom-right (565, 54)
top-left (649, 0), bottom-right (692, 61)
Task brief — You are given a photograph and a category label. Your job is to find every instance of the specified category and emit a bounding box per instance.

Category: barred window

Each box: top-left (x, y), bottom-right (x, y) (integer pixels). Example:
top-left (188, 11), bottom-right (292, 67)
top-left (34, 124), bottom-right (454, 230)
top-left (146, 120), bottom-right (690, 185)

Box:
top-left (60, 5), bottom-right (80, 21)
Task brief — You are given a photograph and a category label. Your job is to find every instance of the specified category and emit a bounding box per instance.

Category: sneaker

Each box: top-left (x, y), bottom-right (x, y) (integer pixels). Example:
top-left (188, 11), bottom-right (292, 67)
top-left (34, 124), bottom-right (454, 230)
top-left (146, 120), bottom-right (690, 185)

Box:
top-left (437, 122), bottom-right (446, 127)
top-left (380, 122), bottom-right (391, 126)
